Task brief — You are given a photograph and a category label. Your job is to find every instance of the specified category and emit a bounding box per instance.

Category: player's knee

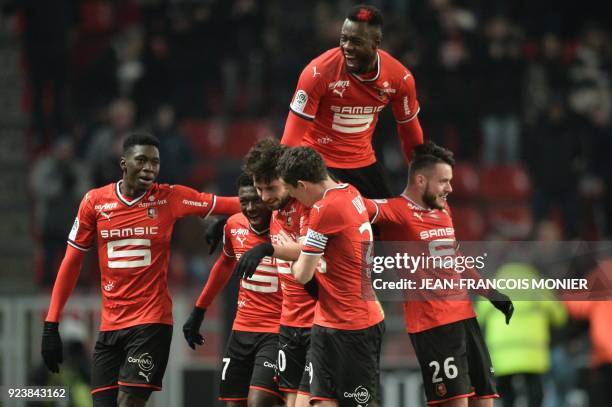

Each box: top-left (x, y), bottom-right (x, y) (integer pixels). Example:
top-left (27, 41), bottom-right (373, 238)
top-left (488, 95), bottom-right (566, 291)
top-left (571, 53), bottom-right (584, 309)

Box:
top-left (117, 389), bottom-right (149, 407)
top-left (92, 388), bottom-right (119, 407)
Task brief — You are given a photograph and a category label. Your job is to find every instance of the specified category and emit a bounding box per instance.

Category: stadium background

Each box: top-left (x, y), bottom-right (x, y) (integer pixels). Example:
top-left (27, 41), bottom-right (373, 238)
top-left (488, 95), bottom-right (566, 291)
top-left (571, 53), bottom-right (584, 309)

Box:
top-left (1, 0), bottom-right (611, 405)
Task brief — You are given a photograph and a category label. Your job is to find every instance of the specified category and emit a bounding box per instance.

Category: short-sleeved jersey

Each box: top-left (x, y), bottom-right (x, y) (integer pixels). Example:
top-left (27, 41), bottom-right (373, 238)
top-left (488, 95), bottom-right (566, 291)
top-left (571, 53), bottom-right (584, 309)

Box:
top-left (68, 181), bottom-right (222, 331)
top-left (371, 194), bottom-right (475, 333)
top-left (289, 47), bottom-right (420, 169)
top-left (301, 184), bottom-right (384, 330)
top-left (222, 213), bottom-right (282, 333)
top-left (270, 198), bottom-right (316, 328)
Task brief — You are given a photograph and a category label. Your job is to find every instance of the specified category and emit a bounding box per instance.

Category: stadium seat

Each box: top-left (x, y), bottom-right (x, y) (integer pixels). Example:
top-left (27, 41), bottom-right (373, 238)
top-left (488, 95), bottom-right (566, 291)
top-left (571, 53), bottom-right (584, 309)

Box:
top-left (225, 121), bottom-right (274, 159)
top-left (451, 162), bottom-right (480, 200)
top-left (179, 120), bottom-right (227, 158)
top-left (80, 1), bottom-right (114, 34)
top-left (479, 165), bottom-right (532, 201)
top-left (451, 205), bottom-right (486, 241)
top-left (484, 203), bottom-right (533, 239)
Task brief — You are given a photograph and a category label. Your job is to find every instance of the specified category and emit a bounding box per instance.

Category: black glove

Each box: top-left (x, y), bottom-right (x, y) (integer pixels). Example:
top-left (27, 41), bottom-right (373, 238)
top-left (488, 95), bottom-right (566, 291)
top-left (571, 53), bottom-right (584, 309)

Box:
top-left (303, 278), bottom-right (318, 299)
top-left (235, 243), bottom-right (274, 279)
top-left (183, 307), bottom-right (206, 350)
top-left (205, 217), bottom-right (228, 255)
top-left (41, 321), bottom-right (63, 373)
top-left (489, 290), bottom-right (514, 324)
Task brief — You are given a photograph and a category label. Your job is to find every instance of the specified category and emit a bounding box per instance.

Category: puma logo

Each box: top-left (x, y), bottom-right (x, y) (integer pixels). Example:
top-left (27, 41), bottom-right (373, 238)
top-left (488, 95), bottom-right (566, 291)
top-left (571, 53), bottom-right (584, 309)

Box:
top-left (139, 371), bottom-right (151, 382)
top-left (413, 212), bottom-right (423, 222)
top-left (236, 236), bottom-right (247, 247)
top-left (403, 71), bottom-right (411, 80)
top-left (312, 66), bottom-right (321, 77)
top-left (312, 204), bottom-right (323, 213)
top-left (333, 88), bottom-right (345, 97)
top-left (101, 212), bottom-right (112, 220)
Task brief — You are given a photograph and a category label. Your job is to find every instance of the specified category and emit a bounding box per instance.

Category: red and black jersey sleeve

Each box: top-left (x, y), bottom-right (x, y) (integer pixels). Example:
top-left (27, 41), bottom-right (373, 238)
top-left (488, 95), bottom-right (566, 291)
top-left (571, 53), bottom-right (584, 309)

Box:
top-left (288, 61), bottom-right (328, 121)
top-left (391, 69), bottom-right (420, 124)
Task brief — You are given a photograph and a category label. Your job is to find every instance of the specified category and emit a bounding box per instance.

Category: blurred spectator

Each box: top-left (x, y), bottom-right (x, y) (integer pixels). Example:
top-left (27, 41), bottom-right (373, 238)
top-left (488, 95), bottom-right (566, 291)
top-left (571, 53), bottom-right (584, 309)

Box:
top-left (565, 257), bottom-right (612, 407)
top-left (153, 104), bottom-right (194, 185)
top-left (525, 96), bottom-right (583, 238)
top-left (30, 138), bottom-right (91, 286)
top-left (477, 263), bottom-right (567, 407)
top-left (16, 0), bottom-right (76, 147)
top-left (478, 16), bottom-right (523, 164)
top-left (86, 98), bottom-right (136, 187)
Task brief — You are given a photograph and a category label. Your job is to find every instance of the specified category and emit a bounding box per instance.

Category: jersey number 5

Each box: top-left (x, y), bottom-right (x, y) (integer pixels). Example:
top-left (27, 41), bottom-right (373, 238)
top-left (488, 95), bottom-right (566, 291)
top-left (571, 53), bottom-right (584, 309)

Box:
top-left (107, 239), bottom-right (151, 268)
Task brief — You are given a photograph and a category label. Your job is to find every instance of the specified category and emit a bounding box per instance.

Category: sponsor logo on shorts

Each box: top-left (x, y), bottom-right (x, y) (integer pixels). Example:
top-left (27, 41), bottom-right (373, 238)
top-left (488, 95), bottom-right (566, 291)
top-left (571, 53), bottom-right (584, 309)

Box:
top-left (435, 382), bottom-right (447, 397)
top-left (305, 362), bottom-right (313, 385)
top-left (128, 353), bottom-right (155, 372)
top-left (344, 385), bottom-right (371, 404)
top-left (263, 361), bottom-right (277, 369)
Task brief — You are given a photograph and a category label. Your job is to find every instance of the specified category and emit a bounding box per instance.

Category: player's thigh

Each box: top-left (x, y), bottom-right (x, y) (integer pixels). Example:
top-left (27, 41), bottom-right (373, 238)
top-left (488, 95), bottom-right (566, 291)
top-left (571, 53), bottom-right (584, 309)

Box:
top-left (117, 389), bottom-right (147, 407)
top-left (277, 326), bottom-right (309, 394)
top-left (465, 318), bottom-right (498, 398)
top-left (250, 333), bottom-right (284, 403)
top-left (308, 325), bottom-right (337, 404)
top-left (118, 323), bottom-right (172, 394)
top-left (409, 320), bottom-right (473, 404)
top-left (220, 331), bottom-right (256, 401)
top-left (91, 331), bottom-right (124, 396)
top-left (335, 322), bottom-right (384, 407)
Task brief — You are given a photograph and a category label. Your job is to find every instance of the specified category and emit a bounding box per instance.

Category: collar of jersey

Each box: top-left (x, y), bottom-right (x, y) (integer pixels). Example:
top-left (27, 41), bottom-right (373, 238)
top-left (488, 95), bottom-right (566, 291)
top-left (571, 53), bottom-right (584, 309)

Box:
top-left (400, 193), bottom-right (431, 212)
top-left (349, 52), bottom-right (381, 82)
top-left (322, 183), bottom-right (349, 199)
top-left (249, 223), bottom-right (269, 236)
top-left (115, 180), bottom-right (148, 207)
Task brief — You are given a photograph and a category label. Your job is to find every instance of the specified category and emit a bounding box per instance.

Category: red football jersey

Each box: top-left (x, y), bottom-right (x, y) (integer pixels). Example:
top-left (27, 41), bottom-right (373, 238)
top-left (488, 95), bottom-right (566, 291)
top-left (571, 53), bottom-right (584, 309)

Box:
top-left (68, 181), bottom-right (229, 331)
top-left (302, 184), bottom-right (384, 330)
top-left (371, 194), bottom-right (475, 333)
top-left (222, 214), bottom-right (282, 333)
top-left (289, 47), bottom-right (420, 168)
top-left (270, 198), bottom-right (316, 328)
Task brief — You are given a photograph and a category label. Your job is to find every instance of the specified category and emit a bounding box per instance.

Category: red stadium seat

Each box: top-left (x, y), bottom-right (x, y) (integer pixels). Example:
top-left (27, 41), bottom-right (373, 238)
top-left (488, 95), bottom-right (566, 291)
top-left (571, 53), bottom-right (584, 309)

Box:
top-left (451, 162), bottom-right (480, 200)
top-left (451, 205), bottom-right (486, 241)
top-left (480, 165), bottom-right (532, 201)
top-left (484, 203), bottom-right (533, 239)
top-left (225, 121), bottom-right (275, 159)
top-left (80, 1), bottom-right (114, 34)
top-left (179, 120), bottom-right (227, 158)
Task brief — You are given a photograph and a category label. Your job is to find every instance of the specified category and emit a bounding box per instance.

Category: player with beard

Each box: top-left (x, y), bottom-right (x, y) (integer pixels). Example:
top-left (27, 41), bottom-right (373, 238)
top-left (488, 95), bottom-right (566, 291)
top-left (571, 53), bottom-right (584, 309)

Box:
top-left (239, 138), bottom-right (318, 407)
top-left (369, 142), bottom-right (514, 406)
top-left (281, 4), bottom-right (424, 199)
top-left (41, 133), bottom-right (241, 407)
top-left (182, 173), bottom-right (284, 406)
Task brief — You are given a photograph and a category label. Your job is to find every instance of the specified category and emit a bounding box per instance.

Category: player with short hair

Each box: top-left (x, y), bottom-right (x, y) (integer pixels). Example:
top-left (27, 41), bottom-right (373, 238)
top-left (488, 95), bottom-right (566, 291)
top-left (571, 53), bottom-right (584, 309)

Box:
top-left (240, 138), bottom-right (318, 407)
top-left (275, 146), bottom-right (385, 407)
top-left (281, 4), bottom-right (424, 199)
top-left (41, 133), bottom-right (241, 407)
top-left (182, 173), bottom-right (284, 406)
top-left (370, 142), bottom-right (514, 406)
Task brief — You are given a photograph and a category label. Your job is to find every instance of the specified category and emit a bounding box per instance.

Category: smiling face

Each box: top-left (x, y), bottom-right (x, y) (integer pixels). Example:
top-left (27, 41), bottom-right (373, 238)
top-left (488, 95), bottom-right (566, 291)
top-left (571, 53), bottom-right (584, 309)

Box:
top-left (339, 19), bottom-right (381, 74)
top-left (239, 185), bottom-right (272, 231)
top-left (419, 163), bottom-right (453, 210)
top-left (121, 144), bottom-right (160, 195)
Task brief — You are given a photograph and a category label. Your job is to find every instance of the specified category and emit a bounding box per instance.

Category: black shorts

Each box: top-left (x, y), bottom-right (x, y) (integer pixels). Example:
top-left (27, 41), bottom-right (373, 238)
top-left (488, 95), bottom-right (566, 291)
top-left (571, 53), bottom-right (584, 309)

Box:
top-left (277, 325), bottom-right (312, 395)
top-left (409, 317), bottom-right (499, 405)
top-left (310, 322), bottom-right (385, 406)
top-left (219, 330), bottom-right (284, 402)
top-left (91, 323), bottom-right (172, 397)
top-left (328, 162), bottom-right (393, 199)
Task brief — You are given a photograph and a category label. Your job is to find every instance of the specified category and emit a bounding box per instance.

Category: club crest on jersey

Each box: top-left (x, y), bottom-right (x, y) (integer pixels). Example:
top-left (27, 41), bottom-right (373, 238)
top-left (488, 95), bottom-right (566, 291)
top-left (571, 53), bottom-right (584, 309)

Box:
top-left (435, 383), bottom-right (447, 397)
top-left (147, 207), bottom-right (157, 219)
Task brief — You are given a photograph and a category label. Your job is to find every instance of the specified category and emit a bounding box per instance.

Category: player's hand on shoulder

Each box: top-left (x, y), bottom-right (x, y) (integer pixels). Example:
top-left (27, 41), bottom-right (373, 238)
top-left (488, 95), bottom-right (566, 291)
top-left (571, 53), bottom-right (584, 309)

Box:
top-left (235, 243), bottom-right (274, 280)
top-left (41, 321), bottom-right (63, 373)
top-left (183, 307), bottom-right (206, 350)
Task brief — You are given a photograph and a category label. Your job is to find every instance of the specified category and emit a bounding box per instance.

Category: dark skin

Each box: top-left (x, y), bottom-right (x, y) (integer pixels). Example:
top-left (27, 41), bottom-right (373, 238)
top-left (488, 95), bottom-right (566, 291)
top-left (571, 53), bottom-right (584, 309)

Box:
top-left (117, 391), bottom-right (147, 407)
top-left (239, 185), bottom-right (272, 232)
top-left (339, 19), bottom-right (382, 74)
top-left (119, 144), bottom-right (161, 198)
